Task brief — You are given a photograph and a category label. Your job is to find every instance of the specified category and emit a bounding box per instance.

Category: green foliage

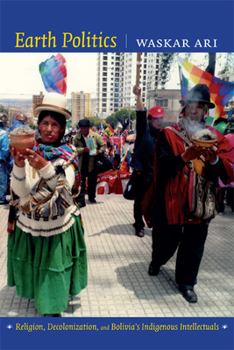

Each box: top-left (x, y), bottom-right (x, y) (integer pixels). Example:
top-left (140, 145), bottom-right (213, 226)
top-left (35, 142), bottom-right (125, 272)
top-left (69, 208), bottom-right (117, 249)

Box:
top-left (0, 105), bottom-right (8, 114)
top-left (75, 116), bottom-right (102, 129)
top-left (29, 121), bottom-right (38, 129)
top-left (105, 109), bottom-right (136, 128)
top-left (159, 53), bottom-right (176, 88)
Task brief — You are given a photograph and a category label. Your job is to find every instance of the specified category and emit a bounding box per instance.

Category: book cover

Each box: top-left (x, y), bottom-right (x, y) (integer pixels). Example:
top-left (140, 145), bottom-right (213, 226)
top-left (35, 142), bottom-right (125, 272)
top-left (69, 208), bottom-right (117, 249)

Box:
top-left (0, 1), bottom-right (233, 350)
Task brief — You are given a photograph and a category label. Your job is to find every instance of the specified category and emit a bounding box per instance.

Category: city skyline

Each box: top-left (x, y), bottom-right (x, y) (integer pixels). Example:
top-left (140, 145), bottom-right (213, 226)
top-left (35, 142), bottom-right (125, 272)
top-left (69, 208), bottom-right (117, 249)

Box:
top-left (0, 52), bottom-right (230, 101)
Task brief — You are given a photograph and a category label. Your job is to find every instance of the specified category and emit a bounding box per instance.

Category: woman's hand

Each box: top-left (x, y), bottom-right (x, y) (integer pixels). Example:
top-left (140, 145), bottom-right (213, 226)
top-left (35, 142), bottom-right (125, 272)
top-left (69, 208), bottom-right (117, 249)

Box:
top-left (181, 145), bottom-right (207, 163)
top-left (24, 148), bottom-right (49, 170)
top-left (9, 145), bottom-right (27, 168)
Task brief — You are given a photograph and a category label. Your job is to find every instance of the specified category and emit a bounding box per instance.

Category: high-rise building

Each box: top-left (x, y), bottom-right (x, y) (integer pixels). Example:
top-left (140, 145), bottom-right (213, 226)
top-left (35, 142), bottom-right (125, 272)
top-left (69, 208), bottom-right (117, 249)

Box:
top-left (71, 91), bottom-right (92, 126)
top-left (33, 91), bottom-right (44, 117)
top-left (96, 52), bottom-right (160, 118)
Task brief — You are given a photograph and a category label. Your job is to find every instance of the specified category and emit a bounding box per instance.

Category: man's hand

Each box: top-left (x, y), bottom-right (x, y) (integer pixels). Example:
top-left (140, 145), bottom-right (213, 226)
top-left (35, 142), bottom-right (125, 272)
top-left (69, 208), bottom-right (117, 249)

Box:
top-left (133, 85), bottom-right (141, 96)
top-left (205, 144), bottom-right (218, 163)
top-left (181, 145), bottom-right (207, 163)
top-left (83, 147), bottom-right (90, 153)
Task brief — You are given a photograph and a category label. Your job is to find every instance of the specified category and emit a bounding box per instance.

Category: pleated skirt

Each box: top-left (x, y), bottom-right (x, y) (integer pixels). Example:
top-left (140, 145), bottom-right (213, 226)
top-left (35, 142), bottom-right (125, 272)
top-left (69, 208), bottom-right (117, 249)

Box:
top-left (7, 214), bottom-right (88, 314)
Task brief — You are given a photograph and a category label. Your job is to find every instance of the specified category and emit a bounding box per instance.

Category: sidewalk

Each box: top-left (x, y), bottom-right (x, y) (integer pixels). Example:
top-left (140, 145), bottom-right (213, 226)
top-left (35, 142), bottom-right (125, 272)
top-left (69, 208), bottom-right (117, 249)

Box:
top-left (0, 194), bottom-right (233, 318)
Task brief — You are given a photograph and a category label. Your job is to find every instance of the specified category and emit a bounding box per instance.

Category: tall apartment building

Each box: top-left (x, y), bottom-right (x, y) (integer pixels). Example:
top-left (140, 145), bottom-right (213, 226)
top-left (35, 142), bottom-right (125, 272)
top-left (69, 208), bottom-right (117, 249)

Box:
top-left (71, 91), bottom-right (92, 126)
top-left (96, 52), bottom-right (160, 118)
top-left (32, 91), bottom-right (44, 117)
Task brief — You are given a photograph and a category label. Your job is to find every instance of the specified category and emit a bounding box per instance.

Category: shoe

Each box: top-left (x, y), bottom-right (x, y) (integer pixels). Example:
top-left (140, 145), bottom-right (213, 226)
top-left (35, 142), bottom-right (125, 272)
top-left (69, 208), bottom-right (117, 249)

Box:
top-left (219, 212), bottom-right (224, 215)
top-left (148, 262), bottom-right (160, 276)
top-left (136, 229), bottom-right (145, 238)
top-left (0, 200), bottom-right (9, 205)
top-left (89, 198), bottom-right (96, 203)
top-left (78, 202), bottom-right (86, 208)
top-left (179, 287), bottom-right (198, 303)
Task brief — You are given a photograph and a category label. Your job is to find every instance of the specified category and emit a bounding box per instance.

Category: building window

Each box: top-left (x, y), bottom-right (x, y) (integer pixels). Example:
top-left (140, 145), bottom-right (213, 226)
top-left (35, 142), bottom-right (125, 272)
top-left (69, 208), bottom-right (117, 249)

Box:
top-left (156, 99), bottom-right (168, 108)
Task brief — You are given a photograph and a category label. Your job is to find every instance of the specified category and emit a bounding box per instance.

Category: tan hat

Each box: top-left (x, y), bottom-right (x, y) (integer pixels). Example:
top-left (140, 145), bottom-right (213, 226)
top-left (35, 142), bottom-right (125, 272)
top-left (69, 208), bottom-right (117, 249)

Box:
top-left (35, 92), bottom-right (71, 120)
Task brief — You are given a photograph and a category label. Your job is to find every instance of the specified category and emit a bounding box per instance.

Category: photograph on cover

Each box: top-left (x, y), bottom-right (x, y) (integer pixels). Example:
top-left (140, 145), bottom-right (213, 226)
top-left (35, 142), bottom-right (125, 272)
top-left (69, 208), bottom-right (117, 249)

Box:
top-left (0, 51), bottom-right (233, 320)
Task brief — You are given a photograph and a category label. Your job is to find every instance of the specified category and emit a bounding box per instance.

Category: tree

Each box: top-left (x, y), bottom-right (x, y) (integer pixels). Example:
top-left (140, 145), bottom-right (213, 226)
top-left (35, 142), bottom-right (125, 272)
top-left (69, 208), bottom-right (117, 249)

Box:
top-left (75, 116), bottom-right (102, 129)
top-left (105, 109), bottom-right (136, 128)
top-left (0, 105), bottom-right (8, 114)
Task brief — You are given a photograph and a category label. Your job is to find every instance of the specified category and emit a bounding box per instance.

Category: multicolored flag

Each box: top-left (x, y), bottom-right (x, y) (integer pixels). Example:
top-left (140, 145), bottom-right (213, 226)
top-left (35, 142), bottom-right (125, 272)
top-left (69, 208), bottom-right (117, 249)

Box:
top-left (39, 53), bottom-right (67, 96)
top-left (103, 119), bottom-right (111, 128)
top-left (104, 125), bottom-right (114, 137)
top-left (178, 56), bottom-right (234, 119)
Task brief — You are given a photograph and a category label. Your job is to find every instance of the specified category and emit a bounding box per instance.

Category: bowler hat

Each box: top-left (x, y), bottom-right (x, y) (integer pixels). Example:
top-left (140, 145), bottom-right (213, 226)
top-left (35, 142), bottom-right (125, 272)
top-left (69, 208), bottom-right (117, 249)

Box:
top-left (79, 119), bottom-right (90, 127)
top-left (148, 106), bottom-right (167, 119)
top-left (179, 84), bottom-right (215, 109)
top-left (35, 92), bottom-right (71, 120)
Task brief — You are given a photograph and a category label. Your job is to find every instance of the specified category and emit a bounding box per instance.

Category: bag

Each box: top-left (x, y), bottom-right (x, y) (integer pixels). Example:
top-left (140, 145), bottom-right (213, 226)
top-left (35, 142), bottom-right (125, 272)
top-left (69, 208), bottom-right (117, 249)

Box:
top-left (96, 153), bottom-right (113, 174)
top-left (123, 170), bottom-right (137, 200)
top-left (188, 170), bottom-right (219, 220)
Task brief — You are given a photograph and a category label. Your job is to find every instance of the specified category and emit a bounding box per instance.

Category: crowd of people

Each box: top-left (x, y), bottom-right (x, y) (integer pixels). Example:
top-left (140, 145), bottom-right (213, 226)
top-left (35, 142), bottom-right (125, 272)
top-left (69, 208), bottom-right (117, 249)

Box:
top-left (1, 83), bottom-right (233, 316)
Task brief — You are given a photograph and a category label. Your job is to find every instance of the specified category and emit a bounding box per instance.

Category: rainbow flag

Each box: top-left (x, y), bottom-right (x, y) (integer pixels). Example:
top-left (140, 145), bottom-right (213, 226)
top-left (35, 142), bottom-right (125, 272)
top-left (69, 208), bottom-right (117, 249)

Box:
top-left (178, 56), bottom-right (234, 119)
top-left (39, 53), bottom-right (67, 96)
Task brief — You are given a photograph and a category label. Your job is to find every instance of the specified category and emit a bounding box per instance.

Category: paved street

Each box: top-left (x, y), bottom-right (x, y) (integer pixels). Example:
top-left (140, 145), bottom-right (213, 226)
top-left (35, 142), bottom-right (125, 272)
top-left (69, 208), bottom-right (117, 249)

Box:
top-left (0, 194), bottom-right (233, 318)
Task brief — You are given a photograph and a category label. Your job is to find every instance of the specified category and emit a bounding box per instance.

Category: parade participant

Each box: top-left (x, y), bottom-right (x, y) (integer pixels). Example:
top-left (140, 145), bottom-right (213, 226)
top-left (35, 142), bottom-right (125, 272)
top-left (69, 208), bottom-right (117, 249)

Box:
top-left (130, 85), bottom-right (166, 237)
top-left (8, 113), bottom-right (29, 133)
top-left (219, 116), bottom-right (234, 213)
top-left (73, 119), bottom-right (106, 207)
top-left (0, 113), bottom-right (10, 204)
top-left (148, 84), bottom-right (233, 303)
top-left (7, 92), bottom-right (87, 316)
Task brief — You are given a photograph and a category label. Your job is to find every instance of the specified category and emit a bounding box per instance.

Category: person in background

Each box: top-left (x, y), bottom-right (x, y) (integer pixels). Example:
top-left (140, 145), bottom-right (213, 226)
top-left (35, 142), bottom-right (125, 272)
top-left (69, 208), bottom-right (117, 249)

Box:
top-left (130, 85), bottom-right (166, 237)
top-left (0, 113), bottom-right (10, 205)
top-left (227, 101), bottom-right (234, 121)
top-left (148, 84), bottom-right (233, 303)
top-left (8, 92), bottom-right (87, 316)
top-left (8, 113), bottom-right (30, 188)
top-left (8, 113), bottom-right (29, 133)
top-left (219, 116), bottom-right (234, 213)
top-left (73, 119), bottom-right (106, 207)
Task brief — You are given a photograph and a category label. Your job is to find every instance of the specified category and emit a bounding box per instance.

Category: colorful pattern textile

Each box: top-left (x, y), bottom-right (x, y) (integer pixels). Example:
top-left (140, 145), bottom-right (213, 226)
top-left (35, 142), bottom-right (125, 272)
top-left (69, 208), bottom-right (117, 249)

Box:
top-left (39, 53), bottom-right (67, 96)
top-left (178, 56), bottom-right (234, 120)
top-left (33, 142), bottom-right (81, 195)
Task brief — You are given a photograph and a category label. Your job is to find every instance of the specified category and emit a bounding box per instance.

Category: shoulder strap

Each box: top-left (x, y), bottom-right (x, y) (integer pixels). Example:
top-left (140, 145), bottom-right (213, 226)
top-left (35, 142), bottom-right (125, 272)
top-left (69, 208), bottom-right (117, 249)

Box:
top-left (166, 126), bottom-right (206, 163)
top-left (166, 126), bottom-right (192, 147)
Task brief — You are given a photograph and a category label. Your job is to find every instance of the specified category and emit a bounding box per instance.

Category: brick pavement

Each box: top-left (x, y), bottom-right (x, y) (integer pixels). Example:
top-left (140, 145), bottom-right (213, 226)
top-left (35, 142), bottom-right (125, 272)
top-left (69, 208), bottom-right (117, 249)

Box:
top-left (0, 194), bottom-right (233, 317)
